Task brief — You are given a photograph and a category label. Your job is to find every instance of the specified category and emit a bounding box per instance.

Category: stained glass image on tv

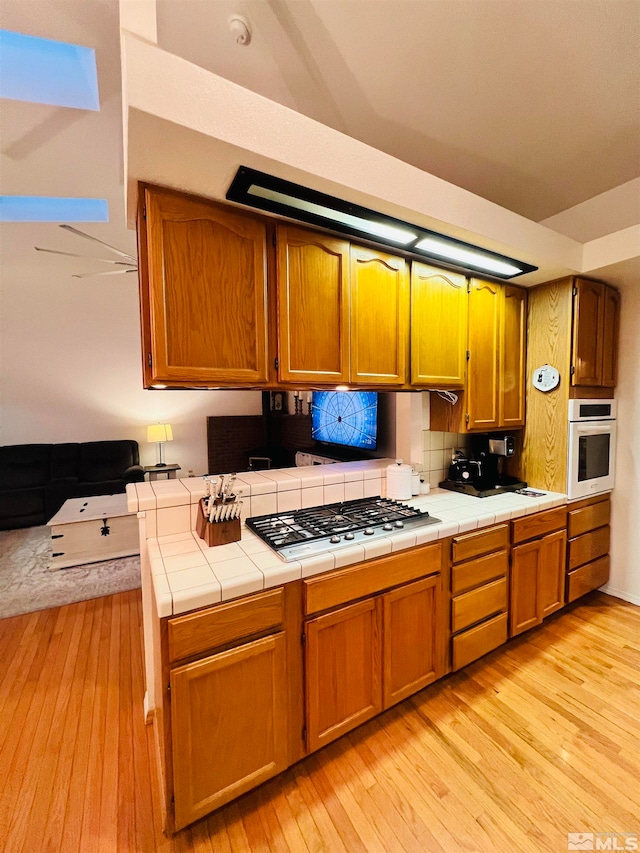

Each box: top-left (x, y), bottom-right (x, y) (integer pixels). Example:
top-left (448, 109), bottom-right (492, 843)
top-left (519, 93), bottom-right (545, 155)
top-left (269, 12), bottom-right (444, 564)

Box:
top-left (311, 391), bottom-right (378, 450)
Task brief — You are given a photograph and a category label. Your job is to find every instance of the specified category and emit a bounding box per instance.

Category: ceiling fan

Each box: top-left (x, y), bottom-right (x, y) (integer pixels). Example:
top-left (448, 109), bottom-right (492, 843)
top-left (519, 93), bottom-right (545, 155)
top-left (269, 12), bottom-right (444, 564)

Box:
top-left (34, 224), bottom-right (138, 278)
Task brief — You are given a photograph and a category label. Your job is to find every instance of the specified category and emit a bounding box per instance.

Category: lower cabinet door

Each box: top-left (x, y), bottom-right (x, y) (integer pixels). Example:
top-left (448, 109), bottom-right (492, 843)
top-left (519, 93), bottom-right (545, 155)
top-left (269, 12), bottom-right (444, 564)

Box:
top-left (538, 529), bottom-right (566, 618)
top-left (510, 539), bottom-right (543, 636)
top-left (170, 633), bottom-right (288, 831)
top-left (306, 598), bottom-right (382, 753)
top-left (382, 575), bottom-right (441, 708)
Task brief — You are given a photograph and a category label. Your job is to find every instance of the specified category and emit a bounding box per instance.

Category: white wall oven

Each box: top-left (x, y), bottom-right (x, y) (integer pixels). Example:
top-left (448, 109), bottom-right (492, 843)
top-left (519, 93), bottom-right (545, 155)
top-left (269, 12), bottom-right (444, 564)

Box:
top-left (567, 399), bottom-right (617, 500)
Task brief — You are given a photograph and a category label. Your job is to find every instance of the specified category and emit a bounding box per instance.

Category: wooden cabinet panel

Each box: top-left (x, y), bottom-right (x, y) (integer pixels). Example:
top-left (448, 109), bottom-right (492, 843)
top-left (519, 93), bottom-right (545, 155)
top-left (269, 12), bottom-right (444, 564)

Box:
top-left (410, 263), bottom-right (468, 387)
top-left (501, 286), bottom-right (527, 427)
top-left (451, 577), bottom-right (507, 633)
top-left (170, 633), bottom-right (288, 830)
top-left (382, 576), bottom-right (440, 708)
top-left (451, 549), bottom-right (508, 595)
top-left (452, 613), bottom-right (508, 672)
top-left (467, 279), bottom-right (501, 430)
top-left (539, 529), bottom-right (566, 618)
top-left (566, 555), bottom-right (610, 603)
top-left (512, 506), bottom-right (567, 544)
top-left (568, 496), bottom-right (610, 539)
top-left (568, 525), bottom-right (610, 571)
top-left (350, 246), bottom-right (409, 385)
top-left (601, 287), bottom-right (620, 387)
top-left (276, 225), bottom-right (350, 383)
top-left (304, 543), bottom-right (442, 616)
top-left (168, 588), bottom-right (284, 663)
top-left (510, 528), bottom-right (566, 637)
top-left (141, 186), bottom-right (269, 386)
top-left (510, 539), bottom-right (540, 636)
top-left (572, 279), bottom-right (605, 386)
top-left (452, 524), bottom-right (510, 564)
top-left (306, 599), bottom-right (382, 752)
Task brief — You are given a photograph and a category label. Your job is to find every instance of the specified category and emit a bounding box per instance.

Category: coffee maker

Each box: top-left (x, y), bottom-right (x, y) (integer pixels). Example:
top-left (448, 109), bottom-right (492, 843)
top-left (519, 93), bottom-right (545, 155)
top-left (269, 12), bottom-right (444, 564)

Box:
top-left (441, 434), bottom-right (526, 497)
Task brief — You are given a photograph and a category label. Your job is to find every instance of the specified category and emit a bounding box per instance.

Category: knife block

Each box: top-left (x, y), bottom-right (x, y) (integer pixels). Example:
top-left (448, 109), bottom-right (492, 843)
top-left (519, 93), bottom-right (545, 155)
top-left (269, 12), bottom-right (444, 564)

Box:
top-left (196, 497), bottom-right (242, 547)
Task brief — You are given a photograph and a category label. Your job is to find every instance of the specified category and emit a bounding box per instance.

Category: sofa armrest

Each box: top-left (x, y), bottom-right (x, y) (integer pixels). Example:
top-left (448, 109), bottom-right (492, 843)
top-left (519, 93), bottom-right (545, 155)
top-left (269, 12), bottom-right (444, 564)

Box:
top-left (122, 465), bottom-right (145, 483)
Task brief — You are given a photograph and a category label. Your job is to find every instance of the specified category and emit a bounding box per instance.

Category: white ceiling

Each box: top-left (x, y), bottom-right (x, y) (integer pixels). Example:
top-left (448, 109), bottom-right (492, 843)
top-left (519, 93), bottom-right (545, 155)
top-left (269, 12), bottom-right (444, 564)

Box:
top-left (1, 0), bottom-right (639, 276)
top-left (157, 0), bottom-right (640, 222)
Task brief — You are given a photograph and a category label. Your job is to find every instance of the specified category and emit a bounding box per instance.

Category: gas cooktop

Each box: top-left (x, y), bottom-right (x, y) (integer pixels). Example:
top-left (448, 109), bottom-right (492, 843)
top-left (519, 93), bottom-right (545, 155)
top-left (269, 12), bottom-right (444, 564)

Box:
top-left (246, 496), bottom-right (441, 562)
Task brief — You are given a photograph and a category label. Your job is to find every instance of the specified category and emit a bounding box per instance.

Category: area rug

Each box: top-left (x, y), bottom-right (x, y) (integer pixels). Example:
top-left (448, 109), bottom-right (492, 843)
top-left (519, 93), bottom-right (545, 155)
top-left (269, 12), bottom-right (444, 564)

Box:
top-left (0, 525), bottom-right (141, 619)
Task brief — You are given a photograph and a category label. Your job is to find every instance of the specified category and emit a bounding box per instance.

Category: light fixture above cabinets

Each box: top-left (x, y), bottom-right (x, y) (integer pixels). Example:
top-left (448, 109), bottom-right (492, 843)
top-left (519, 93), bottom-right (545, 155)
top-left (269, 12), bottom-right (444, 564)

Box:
top-left (226, 166), bottom-right (537, 280)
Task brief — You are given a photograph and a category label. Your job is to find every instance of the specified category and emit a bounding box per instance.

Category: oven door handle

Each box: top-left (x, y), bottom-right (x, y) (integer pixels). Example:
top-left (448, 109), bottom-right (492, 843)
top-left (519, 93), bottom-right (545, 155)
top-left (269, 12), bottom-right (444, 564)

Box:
top-left (574, 422), bottom-right (615, 435)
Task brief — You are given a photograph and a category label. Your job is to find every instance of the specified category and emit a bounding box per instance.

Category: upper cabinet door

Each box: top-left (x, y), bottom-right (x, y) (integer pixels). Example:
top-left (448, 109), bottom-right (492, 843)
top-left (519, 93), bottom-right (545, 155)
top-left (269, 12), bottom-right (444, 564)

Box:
top-left (139, 187), bottom-right (267, 385)
top-left (410, 263), bottom-right (468, 387)
top-left (600, 286), bottom-right (620, 387)
top-left (140, 186), bottom-right (269, 386)
top-left (276, 225), bottom-right (350, 384)
top-left (350, 247), bottom-right (409, 385)
top-left (572, 279), bottom-right (605, 385)
top-left (467, 279), bottom-right (501, 430)
top-left (501, 286), bottom-right (527, 428)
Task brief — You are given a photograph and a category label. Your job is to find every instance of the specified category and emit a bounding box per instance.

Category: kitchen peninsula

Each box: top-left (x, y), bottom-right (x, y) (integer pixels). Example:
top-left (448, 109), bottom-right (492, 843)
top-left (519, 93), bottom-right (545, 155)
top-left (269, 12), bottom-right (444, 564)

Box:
top-left (126, 460), bottom-right (591, 833)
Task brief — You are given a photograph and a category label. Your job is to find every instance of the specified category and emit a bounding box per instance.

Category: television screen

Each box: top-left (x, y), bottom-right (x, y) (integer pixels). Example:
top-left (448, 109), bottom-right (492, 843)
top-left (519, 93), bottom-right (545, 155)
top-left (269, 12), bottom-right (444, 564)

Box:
top-left (311, 391), bottom-right (378, 450)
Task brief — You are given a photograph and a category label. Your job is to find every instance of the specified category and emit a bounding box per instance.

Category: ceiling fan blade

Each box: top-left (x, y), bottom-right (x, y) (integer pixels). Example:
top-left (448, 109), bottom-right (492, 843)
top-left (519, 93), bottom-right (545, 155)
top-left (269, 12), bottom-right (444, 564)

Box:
top-left (72, 268), bottom-right (138, 279)
top-left (59, 224), bottom-right (137, 262)
top-left (35, 247), bottom-right (136, 266)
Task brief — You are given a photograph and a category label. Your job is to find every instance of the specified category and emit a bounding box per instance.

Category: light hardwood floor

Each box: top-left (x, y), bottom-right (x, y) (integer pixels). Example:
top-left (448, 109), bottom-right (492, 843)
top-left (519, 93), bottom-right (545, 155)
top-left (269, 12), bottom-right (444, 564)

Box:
top-left (0, 590), bottom-right (638, 852)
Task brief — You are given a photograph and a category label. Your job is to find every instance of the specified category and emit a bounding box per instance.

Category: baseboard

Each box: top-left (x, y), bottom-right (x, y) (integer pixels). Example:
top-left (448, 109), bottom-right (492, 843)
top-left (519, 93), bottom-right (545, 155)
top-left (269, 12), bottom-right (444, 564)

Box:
top-left (599, 584), bottom-right (640, 606)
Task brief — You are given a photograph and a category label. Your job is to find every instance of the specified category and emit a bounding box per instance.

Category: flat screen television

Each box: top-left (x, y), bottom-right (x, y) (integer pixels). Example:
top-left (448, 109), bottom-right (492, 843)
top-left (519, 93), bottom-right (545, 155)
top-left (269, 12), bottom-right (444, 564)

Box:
top-left (311, 391), bottom-right (378, 451)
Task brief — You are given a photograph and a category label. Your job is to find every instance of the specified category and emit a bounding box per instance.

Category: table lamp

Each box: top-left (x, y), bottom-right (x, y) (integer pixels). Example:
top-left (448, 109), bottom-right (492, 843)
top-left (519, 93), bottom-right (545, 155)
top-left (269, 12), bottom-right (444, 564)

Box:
top-left (147, 423), bottom-right (173, 466)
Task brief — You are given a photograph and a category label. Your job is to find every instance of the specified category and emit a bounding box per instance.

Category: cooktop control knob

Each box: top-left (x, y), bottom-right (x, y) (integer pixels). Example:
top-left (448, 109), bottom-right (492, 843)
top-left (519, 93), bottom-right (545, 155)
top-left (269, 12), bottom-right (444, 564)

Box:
top-left (383, 523), bottom-right (393, 531)
top-left (364, 527), bottom-right (375, 535)
top-left (330, 535), bottom-right (341, 544)
top-left (395, 520), bottom-right (404, 528)
top-left (344, 532), bottom-right (355, 540)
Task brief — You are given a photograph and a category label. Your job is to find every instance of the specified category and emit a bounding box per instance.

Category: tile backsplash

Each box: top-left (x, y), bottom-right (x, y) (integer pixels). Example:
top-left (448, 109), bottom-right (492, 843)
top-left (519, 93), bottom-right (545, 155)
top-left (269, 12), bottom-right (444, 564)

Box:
top-left (421, 431), bottom-right (470, 488)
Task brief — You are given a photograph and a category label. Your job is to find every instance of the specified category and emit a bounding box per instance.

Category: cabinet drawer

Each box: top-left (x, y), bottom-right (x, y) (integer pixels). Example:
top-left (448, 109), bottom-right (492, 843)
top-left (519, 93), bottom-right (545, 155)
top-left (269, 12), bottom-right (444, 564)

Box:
top-left (566, 556), bottom-right (610, 603)
top-left (168, 588), bottom-right (284, 663)
top-left (451, 577), bottom-right (507, 634)
top-left (304, 543), bottom-right (441, 616)
top-left (512, 506), bottom-right (567, 544)
top-left (568, 498), bottom-right (610, 539)
top-left (452, 524), bottom-right (509, 564)
top-left (568, 526), bottom-right (610, 572)
top-left (452, 612), bottom-right (508, 671)
top-left (451, 549), bottom-right (508, 595)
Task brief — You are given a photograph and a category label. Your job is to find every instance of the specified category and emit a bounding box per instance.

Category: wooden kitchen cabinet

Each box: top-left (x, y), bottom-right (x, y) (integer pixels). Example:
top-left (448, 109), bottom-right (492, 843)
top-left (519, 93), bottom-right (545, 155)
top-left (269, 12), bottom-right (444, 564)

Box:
top-left (572, 279), bottom-right (620, 387)
top-left (350, 246), bottom-right (409, 385)
top-left (467, 278), bottom-right (501, 429)
top-left (410, 262), bottom-right (468, 387)
top-left (305, 598), bottom-right (382, 753)
top-left (138, 185), bottom-right (269, 387)
top-left (566, 495), bottom-right (611, 602)
top-left (430, 280), bottom-right (526, 432)
top-left (382, 575), bottom-right (443, 708)
top-left (501, 285), bottom-right (527, 427)
top-left (510, 509), bottom-right (567, 637)
top-left (521, 277), bottom-right (620, 494)
top-left (276, 224), bottom-right (350, 384)
top-left (304, 543), bottom-right (444, 751)
top-left (449, 525), bottom-right (510, 671)
top-left (170, 633), bottom-right (288, 830)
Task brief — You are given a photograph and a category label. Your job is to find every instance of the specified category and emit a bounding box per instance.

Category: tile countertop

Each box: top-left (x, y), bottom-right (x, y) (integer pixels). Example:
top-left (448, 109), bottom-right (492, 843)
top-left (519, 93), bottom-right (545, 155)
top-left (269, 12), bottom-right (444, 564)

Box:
top-left (126, 464), bottom-right (567, 619)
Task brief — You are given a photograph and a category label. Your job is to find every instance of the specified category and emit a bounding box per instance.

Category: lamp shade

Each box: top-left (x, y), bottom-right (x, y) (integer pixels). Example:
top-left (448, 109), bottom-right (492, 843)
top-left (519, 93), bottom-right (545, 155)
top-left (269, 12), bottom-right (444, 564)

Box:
top-left (147, 423), bottom-right (173, 443)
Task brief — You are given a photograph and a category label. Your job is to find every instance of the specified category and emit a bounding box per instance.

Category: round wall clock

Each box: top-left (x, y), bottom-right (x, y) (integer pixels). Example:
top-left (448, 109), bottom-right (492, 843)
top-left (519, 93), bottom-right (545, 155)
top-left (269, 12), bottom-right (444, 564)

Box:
top-left (532, 364), bottom-right (560, 392)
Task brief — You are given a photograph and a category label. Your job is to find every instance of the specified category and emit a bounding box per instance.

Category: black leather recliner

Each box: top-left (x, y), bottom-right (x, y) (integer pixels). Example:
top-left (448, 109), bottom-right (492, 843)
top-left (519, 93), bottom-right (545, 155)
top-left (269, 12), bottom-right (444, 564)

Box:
top-left (0, 440), bottom-right (145, 530)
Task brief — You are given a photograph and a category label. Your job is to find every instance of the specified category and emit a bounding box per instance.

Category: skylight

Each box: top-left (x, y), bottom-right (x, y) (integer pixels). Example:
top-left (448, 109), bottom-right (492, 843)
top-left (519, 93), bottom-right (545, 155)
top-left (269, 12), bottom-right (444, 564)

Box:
top-left (0, 29), bottom-right (99, 110)
top-left (0, 196), bottom-right (109, 222)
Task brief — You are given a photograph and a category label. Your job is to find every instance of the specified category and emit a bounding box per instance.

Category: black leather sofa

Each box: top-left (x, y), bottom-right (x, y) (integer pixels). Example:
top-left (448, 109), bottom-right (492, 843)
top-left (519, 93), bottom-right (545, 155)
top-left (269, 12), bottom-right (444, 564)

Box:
top-left (0, 440), bottom-right (145, 530)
